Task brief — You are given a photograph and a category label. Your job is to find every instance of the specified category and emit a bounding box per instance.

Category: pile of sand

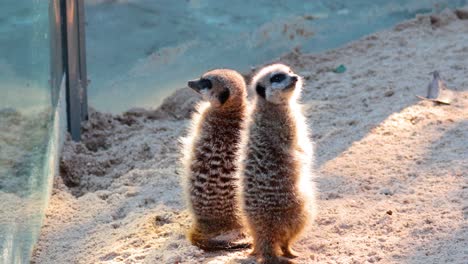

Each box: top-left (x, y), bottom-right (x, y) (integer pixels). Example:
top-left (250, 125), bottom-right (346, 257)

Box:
top-left (33, 9), bottom-right (467, 264)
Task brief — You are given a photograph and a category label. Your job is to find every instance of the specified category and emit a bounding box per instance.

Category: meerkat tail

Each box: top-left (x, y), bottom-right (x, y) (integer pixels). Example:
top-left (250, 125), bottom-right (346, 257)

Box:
top-left (189, 230), bottom-right (251, 251)
top-left (200, 239), bottom-right (251, 251)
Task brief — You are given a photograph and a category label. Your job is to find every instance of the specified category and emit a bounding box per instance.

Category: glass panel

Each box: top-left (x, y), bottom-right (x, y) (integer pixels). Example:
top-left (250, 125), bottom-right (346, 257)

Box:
top-left (85, 0), bottom-right (467, 113)
top-left (0, 1), bottom-right (64, 263)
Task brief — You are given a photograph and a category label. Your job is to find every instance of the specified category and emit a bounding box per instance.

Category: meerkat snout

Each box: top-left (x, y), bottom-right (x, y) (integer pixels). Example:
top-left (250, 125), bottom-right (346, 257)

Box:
top-left (290, 75), bottom-right (299, 84)
top-left (187, 78), bottom-right (212, 92)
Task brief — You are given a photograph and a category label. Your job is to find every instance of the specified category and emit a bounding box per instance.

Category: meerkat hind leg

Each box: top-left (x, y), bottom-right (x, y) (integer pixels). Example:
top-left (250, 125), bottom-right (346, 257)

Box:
top-left (280, 221), bottom-right (302, 258)
top-left (281, 243), bottom-right (299, 259)
top-left (258, 254), bottom-right (295, 264)
top-left (255, 238), bottom-right (294, 264)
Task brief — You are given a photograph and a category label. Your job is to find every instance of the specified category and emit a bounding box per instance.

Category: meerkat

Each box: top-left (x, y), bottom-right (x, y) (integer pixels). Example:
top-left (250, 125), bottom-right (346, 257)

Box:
top-left (181, 69), bottom-right (250, 250)
top-left (238, 64), bottom-right (316, 264)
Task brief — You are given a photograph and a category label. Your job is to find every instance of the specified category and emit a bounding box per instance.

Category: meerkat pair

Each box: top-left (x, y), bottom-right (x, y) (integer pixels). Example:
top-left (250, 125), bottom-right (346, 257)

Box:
top-left (181, 64), bottom-right (315, 264)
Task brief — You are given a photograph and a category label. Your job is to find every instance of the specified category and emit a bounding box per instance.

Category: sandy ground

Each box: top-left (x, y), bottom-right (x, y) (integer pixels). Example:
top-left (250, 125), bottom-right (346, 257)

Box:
top-left (32, 9), bottom-right (468, 264)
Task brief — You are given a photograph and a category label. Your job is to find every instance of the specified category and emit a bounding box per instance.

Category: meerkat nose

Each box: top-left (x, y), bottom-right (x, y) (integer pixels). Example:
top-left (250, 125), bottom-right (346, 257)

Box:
top-left (188, 80), bottom-right (200, 90)
top-left (291, 75), bottom-right (298, 83)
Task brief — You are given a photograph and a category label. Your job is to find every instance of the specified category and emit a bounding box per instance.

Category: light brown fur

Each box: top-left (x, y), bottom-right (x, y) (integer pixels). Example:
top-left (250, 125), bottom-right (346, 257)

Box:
top-left (181, 69), bottom-right (250, 250)
top-left (238, 64), bottom-right (316, 263)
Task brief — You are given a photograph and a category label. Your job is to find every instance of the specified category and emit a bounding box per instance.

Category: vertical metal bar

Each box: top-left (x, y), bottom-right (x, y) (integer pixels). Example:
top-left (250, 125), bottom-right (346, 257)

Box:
top-left (51, 0), bottom-right (88, 141)
top-left (77, 0), bottom-right (88, 120)
top-left (49, 0), bottom-right (64, 108)
top-left (65, 0), bottom-right (82, 141)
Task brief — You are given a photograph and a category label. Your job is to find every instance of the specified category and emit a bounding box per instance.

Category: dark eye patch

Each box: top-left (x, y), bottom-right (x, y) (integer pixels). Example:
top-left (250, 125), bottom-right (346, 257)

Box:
top-left (199, 79), bottom-right (212, 89)
top-left (218, 89), bottom-right (230, 104)
top-left (256, 84), bottom-right (266, 98)
top-left (270, 73), bottom-right (286, 83)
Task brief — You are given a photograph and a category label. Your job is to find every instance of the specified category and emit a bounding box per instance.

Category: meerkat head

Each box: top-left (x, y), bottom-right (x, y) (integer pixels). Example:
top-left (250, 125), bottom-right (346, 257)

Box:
top-left (251, 64), bottom-right (302, 104)
top-left (188, 69), bottom-right (246, 108)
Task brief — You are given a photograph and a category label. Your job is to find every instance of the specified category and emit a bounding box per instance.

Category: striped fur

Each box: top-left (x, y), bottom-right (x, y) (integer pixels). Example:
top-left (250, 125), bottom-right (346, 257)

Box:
top-left (180, 69), bottom-right (249, 250)
top-left (238, 64), bottom-right (316, 264)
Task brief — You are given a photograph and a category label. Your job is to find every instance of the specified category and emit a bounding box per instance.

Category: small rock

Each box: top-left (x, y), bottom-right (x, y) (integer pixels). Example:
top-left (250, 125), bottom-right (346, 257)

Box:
top-left (384, 90), bottom-right (395, 97)
top-left (324, 192), bottom-right (342, 200)
top-left (430, 15), bottom-right (441, 25)
top-left (155, 213), bottom-right (173, 226)
top-left (100, 252), bottom-right (119, 261)
top-left (386, 210), bottom-right (393, 215)
top-left (348, 120), bottom-right (358, 126)
top-left (379, 188), bottom-right (394, 196)
top-left (333, 64), bottom-right (347, 74)
top-left (455, 8), bottom-right (468, 20)
top-left (125, 189), bottom-right (139, 197)
top-left (430, 9), bottom-right (458, 28)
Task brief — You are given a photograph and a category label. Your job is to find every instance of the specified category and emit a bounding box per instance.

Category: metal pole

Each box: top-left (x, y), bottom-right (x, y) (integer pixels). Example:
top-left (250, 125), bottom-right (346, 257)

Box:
top-left (49, 0), bottom-right (64, 108)
top-left (62, 0), bottom-right (88, 141)
top-left (77, 0), bottom-right (88, 121)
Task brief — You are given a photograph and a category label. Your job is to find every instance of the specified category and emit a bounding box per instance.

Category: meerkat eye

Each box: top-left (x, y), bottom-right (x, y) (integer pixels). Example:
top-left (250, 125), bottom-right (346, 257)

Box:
top-left (270, 73), bottom-right (286, 83)
top-left (199, 79), bottom-right (212, 89)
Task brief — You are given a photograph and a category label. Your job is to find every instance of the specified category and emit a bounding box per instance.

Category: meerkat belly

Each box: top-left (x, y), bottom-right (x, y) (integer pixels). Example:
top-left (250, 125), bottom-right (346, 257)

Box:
top-left (243, 140), bottom-right (302, 214)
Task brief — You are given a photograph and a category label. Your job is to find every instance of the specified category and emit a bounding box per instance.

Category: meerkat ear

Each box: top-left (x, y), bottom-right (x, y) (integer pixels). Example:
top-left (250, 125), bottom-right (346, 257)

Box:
top-left (218, 89), bottom-right (230, 104)
top-left (256, 84), bottom-right (266, 98)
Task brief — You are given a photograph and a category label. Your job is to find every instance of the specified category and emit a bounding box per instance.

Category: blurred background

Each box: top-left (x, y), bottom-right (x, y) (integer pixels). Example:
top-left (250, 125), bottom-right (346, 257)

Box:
top-left (83, 0), bottom-right (467, 112)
